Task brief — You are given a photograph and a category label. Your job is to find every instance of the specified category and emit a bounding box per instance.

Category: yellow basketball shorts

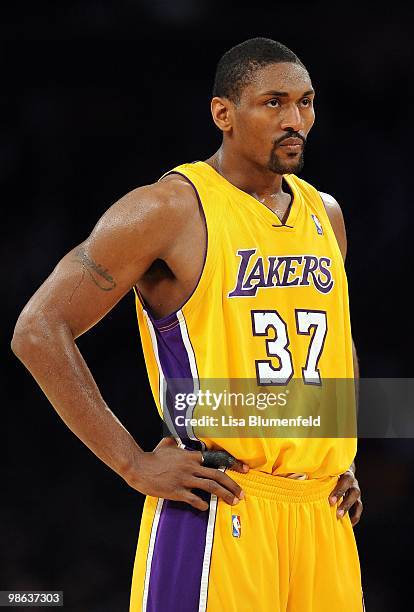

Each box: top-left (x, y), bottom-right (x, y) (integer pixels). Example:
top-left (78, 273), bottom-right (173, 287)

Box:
top-left (130, 469), bottom-right (364, 611)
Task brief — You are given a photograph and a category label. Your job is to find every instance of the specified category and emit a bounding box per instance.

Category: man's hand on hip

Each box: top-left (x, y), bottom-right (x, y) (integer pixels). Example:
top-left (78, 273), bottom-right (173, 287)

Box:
top-left (124, 437), bottom-right (249, 512)
top-left (329, 468), bottom-right (363, 526)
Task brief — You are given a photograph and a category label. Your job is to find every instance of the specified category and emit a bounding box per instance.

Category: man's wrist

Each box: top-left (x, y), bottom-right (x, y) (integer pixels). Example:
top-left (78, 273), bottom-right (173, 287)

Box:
top-left (118, 446), bottom-right (147, 484)
top-left (348, 461), bottom-right (356, 475)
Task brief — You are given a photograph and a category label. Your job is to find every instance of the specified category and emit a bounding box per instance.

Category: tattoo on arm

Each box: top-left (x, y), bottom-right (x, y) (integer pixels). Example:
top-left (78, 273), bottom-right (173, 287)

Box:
top-left (72, 246), bottom-right (117, 291)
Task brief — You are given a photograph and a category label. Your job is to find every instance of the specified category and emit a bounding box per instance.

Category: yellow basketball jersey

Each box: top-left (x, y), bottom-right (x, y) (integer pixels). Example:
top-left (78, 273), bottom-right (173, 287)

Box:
top-left (134, 161), bottom-right (356, 477)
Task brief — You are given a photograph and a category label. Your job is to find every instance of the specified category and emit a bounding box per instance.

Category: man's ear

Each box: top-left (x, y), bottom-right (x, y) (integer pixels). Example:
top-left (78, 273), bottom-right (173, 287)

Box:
top-left (211, 96), bottom-right (233, 133)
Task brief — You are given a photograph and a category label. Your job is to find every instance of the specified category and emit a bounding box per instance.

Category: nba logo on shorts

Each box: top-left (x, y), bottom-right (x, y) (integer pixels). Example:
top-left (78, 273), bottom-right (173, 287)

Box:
top-left (232, 515), bottom-right (241, 537)
top-left (311, 214), bottom-right (323, 235)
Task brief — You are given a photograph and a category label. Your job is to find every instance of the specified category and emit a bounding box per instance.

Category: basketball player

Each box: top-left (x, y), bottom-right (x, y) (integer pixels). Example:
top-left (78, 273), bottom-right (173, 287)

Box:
top-left (12, 38), bottom-right (364, 610)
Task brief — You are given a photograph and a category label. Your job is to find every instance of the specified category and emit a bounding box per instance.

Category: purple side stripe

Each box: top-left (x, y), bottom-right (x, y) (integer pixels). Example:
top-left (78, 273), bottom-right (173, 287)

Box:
top-left (149, 313), bottom-right (202, 450)
top-left (146, 493), bottom-right (211, 612)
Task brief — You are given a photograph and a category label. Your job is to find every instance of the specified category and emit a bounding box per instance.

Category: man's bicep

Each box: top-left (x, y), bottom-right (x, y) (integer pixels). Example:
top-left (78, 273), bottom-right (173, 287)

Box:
top-left (40, 243), bottom-right (137, 339)
top-left (19, 183), bottom-right (176, 339)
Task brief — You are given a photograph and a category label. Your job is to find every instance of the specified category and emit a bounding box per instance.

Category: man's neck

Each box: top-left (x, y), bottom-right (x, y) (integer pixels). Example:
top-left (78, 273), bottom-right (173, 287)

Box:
top-left (205, 147), bottom-right (292, 219)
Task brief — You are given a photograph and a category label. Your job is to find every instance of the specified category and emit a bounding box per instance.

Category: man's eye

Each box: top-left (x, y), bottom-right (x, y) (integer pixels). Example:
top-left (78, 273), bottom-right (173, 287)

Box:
top-left (266, 99), bottom-right (280, 108)
top-left (301, 98), bottom-right (312, 107)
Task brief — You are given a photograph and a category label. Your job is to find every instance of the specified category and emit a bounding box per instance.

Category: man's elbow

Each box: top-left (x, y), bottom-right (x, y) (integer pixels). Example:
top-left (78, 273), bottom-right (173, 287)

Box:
top-left (11, 309), bottom-right (53, 361)
top-left (12, 316), bottom-right (36, 360)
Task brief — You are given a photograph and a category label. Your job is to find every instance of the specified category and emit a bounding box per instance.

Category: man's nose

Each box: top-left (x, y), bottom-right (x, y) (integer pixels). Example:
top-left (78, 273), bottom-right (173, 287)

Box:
top-left (280, 103), bottom-right (302, 132)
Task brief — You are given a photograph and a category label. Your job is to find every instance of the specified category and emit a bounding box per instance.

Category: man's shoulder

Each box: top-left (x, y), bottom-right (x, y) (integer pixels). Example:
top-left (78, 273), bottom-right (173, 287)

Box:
top-left (289, 174), bottom-right (343, 223)
top-left (318, 190), bottom-right (342, 215)
top-left (123, 172), bottom-right (200, 223)
top-left (288, 175), bottom-right (340, 207)
top-left (318, 191), bottom-right (347, 260)
top-left (318, 191), bottom-right (345, 236)
top-left (289, 175), bottom-right (347, 259)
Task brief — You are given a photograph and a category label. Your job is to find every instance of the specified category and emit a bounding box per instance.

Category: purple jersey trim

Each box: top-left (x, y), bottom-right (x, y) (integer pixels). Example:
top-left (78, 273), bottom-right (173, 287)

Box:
top-left (145, 493), bottom-right (211, 612)
top-left (153, 313), bottom-right (201, 447)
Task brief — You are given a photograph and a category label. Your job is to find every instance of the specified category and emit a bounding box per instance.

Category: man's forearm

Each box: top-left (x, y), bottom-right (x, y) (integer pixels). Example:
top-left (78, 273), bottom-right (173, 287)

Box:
top-left (11, 317), bottom-right (144, 480)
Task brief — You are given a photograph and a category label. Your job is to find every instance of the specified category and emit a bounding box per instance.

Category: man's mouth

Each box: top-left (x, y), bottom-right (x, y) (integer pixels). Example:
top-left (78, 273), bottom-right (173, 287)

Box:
top-left (279, 137), bottom-right (303, 151)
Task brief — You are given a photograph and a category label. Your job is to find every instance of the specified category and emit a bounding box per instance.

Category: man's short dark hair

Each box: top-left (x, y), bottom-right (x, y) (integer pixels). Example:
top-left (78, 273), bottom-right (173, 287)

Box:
top-left (212, 37), bottom-right (306, 104)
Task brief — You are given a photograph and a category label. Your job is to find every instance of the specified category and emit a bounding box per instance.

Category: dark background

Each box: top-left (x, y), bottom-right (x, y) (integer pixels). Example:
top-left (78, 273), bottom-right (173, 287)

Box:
top-left (2, 2), bottom-right (414, 610)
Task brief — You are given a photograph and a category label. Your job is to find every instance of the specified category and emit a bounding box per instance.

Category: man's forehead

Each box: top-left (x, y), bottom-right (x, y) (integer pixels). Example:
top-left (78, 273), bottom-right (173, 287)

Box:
top-left (246, 62), bottom-right (313, 96)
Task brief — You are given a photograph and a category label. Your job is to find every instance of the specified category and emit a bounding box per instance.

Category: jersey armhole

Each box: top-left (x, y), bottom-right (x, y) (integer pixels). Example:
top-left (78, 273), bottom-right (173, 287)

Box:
top-left (134, 170), bottom-right (220, 330)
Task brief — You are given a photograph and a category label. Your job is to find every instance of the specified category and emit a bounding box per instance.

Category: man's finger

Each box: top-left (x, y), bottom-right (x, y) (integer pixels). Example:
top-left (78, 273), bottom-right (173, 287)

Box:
top-left (182, 490), bottom-right (210, 511)
top-left (190, 477), bottom-right (243, 506)
top-left (194, 466), bottom-right (245, 500)
top-left (201, 449), bottom-right (248, 471)
top-left (228, 459), bottom-right (250, 474)
top-left (336, 487), bottom-right (361, 518)
top-left (349, 499), bottom-right (363, 526)
top-left (329, 472), bottom-right (355, 505)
